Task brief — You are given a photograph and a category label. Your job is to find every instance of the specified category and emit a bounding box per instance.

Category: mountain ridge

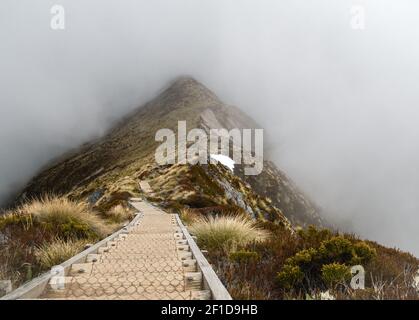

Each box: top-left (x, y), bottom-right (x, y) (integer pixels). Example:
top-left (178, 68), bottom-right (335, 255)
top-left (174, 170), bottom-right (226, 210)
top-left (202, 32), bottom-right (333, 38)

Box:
top-left (2, 77), bottom-right (418, 300)
top-left (15, 77), bottom-right (324, 228)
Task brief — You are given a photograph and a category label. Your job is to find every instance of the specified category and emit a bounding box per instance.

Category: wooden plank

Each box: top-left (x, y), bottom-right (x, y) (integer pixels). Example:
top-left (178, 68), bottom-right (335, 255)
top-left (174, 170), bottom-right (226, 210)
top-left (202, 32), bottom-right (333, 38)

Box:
top-left (139, 180), bottom-right (153, 194)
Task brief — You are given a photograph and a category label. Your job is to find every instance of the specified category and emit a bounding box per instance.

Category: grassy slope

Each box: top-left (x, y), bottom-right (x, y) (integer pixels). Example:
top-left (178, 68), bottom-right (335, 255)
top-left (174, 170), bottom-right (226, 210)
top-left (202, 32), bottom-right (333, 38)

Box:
top-left (17, 78), bottom-right (215, 212)
top-left (15, 77), bottom-right (320, 229)
top-left (7, 77), bottom-right (417, 299)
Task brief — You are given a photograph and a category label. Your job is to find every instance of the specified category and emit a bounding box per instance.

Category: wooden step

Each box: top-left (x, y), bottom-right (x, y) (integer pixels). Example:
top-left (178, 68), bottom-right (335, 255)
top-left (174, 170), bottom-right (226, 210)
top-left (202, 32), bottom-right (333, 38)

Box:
top-left (185, 272), bottom-right (202, 291)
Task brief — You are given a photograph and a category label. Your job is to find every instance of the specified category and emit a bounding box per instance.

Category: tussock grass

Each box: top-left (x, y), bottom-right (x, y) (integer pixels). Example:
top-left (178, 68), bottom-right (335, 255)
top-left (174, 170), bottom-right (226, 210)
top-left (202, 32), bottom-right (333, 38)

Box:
top-left (35, 238), bottom-right (88, 269)
top-left (0, 196), bottom-right (115, 288)
top-left (189, 215), bottom-right (268, 251)
top-left (179, 208), bottom-right (197, 225)
top-left (104, 204), bottom-right (134, 223)
top-left (15, 196), bottom-right (111, 239)
top-left (0, 250), bottom-right (21, 285)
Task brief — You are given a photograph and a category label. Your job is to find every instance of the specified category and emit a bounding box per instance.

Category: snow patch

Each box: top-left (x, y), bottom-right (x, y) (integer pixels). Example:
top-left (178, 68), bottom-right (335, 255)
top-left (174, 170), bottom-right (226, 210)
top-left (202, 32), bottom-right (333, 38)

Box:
top-left (210, 154), bottom-right (235, 172)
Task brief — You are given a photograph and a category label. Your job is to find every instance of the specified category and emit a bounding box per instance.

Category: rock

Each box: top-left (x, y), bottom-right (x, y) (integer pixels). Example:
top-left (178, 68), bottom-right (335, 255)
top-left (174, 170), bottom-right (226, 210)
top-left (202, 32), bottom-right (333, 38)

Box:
top-left (84, 243), bottom-right (94, 250)
top-left (87, 189), bottom-right (105, 205)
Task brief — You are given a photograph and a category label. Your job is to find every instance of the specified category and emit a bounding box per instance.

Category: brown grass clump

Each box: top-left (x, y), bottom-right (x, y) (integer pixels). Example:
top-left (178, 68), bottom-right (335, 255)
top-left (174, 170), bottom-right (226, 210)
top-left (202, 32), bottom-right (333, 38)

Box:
top-left (35, 238), bottom-right (89, 269)
top-left (0, 196), bottom-right (114, 291)
top-left (189, 215), bottom-right (268, 252)
top-left (179, 208), bottom-right (197, 226)
top-left (18, 196), bottom-right (111, 239)
top-left (104, 204), bottom-right (135, 223)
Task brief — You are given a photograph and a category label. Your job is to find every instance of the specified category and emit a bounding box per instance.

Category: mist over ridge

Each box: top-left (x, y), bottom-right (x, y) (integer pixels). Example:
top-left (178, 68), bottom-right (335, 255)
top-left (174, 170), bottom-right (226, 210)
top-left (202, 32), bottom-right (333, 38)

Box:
top-left (1, 0), bottom-right (419, 255)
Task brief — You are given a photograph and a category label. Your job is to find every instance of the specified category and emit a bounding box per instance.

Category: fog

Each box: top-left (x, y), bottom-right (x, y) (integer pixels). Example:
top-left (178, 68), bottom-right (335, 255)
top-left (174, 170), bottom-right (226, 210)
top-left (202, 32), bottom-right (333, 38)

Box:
top-left (1, 1), bottom-right (418, 255)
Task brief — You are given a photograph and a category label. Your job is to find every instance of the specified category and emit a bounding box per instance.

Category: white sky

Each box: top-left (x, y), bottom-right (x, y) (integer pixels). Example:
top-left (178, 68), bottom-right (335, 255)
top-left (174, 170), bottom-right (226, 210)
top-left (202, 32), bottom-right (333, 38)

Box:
top-left (0, 0), bottom-right (418, 255)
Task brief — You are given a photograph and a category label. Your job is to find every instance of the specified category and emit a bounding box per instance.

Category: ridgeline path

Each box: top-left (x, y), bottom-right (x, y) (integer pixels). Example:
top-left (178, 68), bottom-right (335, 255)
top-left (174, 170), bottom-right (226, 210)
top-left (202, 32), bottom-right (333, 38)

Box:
top-left (3, 200), bottom-right (231, 300)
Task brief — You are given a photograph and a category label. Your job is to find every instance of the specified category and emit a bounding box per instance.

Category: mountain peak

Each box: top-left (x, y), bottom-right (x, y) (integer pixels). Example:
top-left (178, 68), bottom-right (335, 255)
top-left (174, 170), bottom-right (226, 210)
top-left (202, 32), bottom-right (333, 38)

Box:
top-left (163, 76), bottom-right (219, 105)
top-left (168, 75), bottom-right (201, 88)
top-left (15, 77), bottom-right (324, 228)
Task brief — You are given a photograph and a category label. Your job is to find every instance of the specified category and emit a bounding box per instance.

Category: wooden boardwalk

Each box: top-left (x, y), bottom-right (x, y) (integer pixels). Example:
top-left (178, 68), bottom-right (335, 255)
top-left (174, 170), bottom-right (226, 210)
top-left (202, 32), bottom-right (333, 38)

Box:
top-left (139, 180), bottom-right (153, 194)
top-left (22, 200), bottom-right (231, 300)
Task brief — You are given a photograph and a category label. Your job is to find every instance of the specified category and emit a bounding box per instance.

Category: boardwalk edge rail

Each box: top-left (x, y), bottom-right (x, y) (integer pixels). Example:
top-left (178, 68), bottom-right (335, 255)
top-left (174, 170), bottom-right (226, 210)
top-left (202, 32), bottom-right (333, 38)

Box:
top-left (130, 200), bottom-right (232, 300)
top-left (175, 214), bottom-right (232, 300)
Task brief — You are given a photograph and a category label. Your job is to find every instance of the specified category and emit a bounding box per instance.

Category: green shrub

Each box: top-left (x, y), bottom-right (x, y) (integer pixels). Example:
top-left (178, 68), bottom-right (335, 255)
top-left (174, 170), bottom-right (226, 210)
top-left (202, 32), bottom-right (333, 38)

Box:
top-left (277, 265), bottom-right (304, 289)
top-left (277, 232), bottom-right (377, 291)
top-left (321, 263), bottom-right (351, 287)
top-left (352, 242), bottom-right (377, 265)
top-left (318, 237), bottom-right (354, 263)
top-left (286, 248), bottom-right (318, 266)
top-left (230, 251), bottom-right (260, 264)
top-left (204, 223), bottom-right (416, 300)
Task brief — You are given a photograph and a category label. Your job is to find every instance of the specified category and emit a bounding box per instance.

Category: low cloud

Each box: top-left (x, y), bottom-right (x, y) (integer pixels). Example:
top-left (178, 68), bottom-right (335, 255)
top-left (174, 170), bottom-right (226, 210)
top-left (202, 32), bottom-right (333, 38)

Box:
top-left (1, 0), bottom-right (418, 255)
